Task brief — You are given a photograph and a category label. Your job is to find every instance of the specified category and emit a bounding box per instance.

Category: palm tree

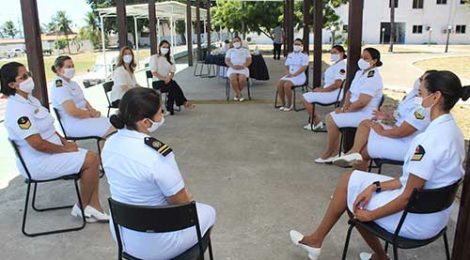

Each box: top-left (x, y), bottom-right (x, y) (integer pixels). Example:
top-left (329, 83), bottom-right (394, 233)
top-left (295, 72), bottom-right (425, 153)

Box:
top-left (2, 20), bottom-right (18, 39)
top-left (52, 11), bottom-right (73, 54)
top-left (80, 11), bottom-right (102, 49)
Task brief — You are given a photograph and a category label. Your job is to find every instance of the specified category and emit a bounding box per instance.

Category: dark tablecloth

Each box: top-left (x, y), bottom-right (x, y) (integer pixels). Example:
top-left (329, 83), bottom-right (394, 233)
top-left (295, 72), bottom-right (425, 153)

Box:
top-left (205, 53), bottom-right (270, 81)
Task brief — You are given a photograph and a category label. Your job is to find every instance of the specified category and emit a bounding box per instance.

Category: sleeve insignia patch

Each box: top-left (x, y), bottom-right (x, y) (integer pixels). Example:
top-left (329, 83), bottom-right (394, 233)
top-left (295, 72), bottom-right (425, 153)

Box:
top-left (411, 145), bottom-right (425, 161)
top-left (414, 110), bottom-right (425, 120)
top-left (144, 137), bottom-right (173, 157)
top-left (17, 116), bottom-right (31, 130)
top-left (367, 70), bottom-right (375, 78)
top-left (55, 79), bottom-right (63, 87)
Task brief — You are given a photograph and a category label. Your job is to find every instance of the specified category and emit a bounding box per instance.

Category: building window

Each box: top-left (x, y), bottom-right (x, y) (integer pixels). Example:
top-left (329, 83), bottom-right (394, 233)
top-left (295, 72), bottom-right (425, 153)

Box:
top-left (389, 0), bottom-right (399, 8)
top-left (412, 25), bottom-right (424, 34)
top-left (460, 0), bottom-right (468, 4)
top-left (413, 0), bottom-right (424, 8)
top-left (437, 0), bottom-right (447, 4)
top-left (456, 25), bottom-right (467, 34)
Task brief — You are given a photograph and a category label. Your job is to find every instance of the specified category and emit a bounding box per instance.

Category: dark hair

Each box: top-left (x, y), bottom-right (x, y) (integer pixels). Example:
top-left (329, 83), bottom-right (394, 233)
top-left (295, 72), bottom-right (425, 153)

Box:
top-left (0, 62), bottom-right (24, 96)
top-left (51, 55), bottom-right (72, 74)
top-left (423, 70), bottom-right (470, 112)
top-left (332, 45), bottom-right (347, 59)
top-left (110, 88), bottom-right (162, 130)
top-left (117, 46), bottom-right (136, 73)
top-left (294, 38), bottom-right (304, 45)
top-left (158, 40), bottom-right (173, 65)
top-left (363, 47), bottom-right (383, 67)
top-left (233, 36), bottom-right (242, 42)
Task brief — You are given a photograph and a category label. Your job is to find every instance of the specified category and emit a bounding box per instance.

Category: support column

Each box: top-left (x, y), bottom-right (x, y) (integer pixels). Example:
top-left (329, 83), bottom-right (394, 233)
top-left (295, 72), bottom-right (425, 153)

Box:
top-left (148, 0), bottom-right (157, 55)
top-left (453, 143), bottom-right (470, 259)
top-left (313, 0), bottom-right (323, 88)
top-left (20, 0), bottom-right (48, 107)
top-left (283, 0), bottom-right (288, 57)
top-left (100, 15), bottom-right (108, 79)
top-left (116, 0), bottom-right (128, 49)
top-left (195, 0), bottom-right (202, 61)
top-left (286, 0), bottom-right (294, 53)
top-left (206, 0), bottom-right (212, 50)
top-left (134, 16), bottom-right (139, 66)
top-left (186, 0), bottom-right (193, 66)
top-left (303, 0), bottom-right (312, 53)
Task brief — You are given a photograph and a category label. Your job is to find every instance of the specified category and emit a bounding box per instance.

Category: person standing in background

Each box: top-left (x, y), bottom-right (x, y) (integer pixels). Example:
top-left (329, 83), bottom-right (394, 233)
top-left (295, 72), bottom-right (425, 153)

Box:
top-left (272, 23), bottom-right (284, 60)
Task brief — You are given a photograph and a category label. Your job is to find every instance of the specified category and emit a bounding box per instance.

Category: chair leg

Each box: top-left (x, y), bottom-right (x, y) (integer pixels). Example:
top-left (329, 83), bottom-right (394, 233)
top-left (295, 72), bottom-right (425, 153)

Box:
top-left (368, 160), bottom-right (374, 172)
top-left (97, 139), bottom-right (105, 178)
top-left (225, 79), bottom-right (230, 101)
top-left (339, 131), bottom-right (344, 157)
top-left (443, 231), bottom-right (450, 260)
top-left (21, 182), bottom-right (32, 236)
top-left (247, 79), bottom-right (252, 100)
top-left (293, 87), bottom-right (306, 112)
top-left (384, 241), bottom-right (389, 253)
top-left (341, 223), bottom-right (355, 260)
top-left (208, 237), bottom-right (214, 260)
top-left (378, 164), bottom-right (383, 175)
top-left (31, 182), bottom-right (75, 212)
top-left (392, 244), bottom-right (399, 260)
top-left (107, 108), bottom-right (110, 118)
top-left (274, 90), bottom-right (280, 108)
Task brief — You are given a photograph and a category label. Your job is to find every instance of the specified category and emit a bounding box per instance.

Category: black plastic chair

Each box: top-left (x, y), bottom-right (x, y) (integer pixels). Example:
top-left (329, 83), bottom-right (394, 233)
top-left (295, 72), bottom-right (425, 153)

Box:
top-left (53, 107), bottom-right (105, 177)
top-left (274, 66), bottom-right (309, 111)
top-left (225, 77), bottom-right (252, 101)
top-left (145, 70), bottom-right (153, 88)
top-left (341, 179), bottom-right (461, 260)
top-left (108, 198), bottom-right (214, 260)
top-left (368, 159), bottom-right (405, 175)
top-left (9, 139), bottom-right (86, 237)
top-left (103, 81), bottom-right (119, 117)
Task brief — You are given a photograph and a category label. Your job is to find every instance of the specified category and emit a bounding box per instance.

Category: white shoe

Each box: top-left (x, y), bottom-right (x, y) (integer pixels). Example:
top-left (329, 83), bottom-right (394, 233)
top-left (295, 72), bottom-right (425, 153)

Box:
top-left (289, 230), bottom-right (321, 260)
top-left (332, 153), bottom-right (363, 168)
top-left (163, 110), bottom-right (171, 116)
top-left (85, 205), bottom-right (110, 223)
top-left (239, 96), bottom-right (245, 102)
top-left (283, 105), bottom-right (293, 112)
top-left (312, 122), bottom-right (325, 131)
top-left (314, 155), bottom-right (337, 164)
top-left (359, 252), bottom-right (373, 260)
top-left (279, 106), bottom-right (286, 111)
top-left (233, 96), bottom-right (239, 101)
top-left (303, 123), bottom-right (314, 131)
top-left (71, 203), bottom-right (97, 223)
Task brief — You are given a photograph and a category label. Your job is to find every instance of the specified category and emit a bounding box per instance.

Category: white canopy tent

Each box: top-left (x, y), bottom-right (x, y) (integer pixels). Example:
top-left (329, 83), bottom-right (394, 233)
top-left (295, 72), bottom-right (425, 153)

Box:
top-left (96, 1), bottom-right (207, 77)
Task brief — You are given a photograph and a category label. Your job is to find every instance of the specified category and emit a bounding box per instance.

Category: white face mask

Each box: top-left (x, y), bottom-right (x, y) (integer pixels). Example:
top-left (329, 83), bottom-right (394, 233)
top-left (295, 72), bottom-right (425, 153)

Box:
top-left (293, 45), bottom-right (303, 53)
top-left (357, 58), bottom-right (370, 70)
top-left (123, 55), bottom-right (133, 64)
top-left (233, 42), bottom-right (241, 49)
top-left (147, 117), bottom-right (165, 132)
top-left (160, 48), bottom-right (169, 55)
top-left (413, 94), bottom-right (434, 119)
top-left (330, 53), bottom-right (340, 63)
top-left (63, 68), bottom-right (75, 79)
top-left (19, 77), bottom-right (35, 93)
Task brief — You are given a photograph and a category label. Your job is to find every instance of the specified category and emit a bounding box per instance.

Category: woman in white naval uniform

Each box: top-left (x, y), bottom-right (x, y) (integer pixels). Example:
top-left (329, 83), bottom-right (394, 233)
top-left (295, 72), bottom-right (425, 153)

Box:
top-left (315, 48), bottom-right (384, 164)
top-left (289, 70), bottom-right (470, 260)
top-left (225, 36), bottom-right (252, 101)
top-left (50, 56), bottom-right (115, 138)
top-left (301, 45), bottom-right (347, 130)
top-left (111, 46), bottom-right (141, 107)
top-left (276, 38), bottom-right (309, 111)
top-left (102, 88), bottom-right (216, 260)
top-left (1, 62), bottom-right (109, 222)
top-left (332, 71), bottom-right (436, 169)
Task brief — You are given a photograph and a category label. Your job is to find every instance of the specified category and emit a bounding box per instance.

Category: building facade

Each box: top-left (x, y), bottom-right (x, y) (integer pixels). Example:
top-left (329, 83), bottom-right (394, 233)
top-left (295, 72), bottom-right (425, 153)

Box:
top-left (334, 0), bottom-right (470, 44)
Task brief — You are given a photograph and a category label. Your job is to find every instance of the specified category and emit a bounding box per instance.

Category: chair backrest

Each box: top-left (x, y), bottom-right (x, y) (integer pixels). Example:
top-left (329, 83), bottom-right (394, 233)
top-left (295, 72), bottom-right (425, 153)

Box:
top-left (8, 139), bottom-right (32, 180)
top-left (102, 81), bottom-right (114, 106)
top-left (406, 179), bottom-right (462, 214)
top-left (146, 70), bottom-right (153, 79)
top-left (52, 107), bottom-right (68, 139)
top-left (378, 95), bottom-right (385, 108)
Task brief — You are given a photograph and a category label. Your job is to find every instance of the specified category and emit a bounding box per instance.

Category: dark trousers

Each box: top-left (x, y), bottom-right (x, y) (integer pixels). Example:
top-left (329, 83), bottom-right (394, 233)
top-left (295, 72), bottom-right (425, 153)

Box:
top-left (273, 43), bottom-right (282, 60)
top-left (153, 80), bottom-right (188, 112)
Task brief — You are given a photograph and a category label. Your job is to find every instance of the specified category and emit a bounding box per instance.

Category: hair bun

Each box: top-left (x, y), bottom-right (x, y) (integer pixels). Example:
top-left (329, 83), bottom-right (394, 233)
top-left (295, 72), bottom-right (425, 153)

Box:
top-left (109, 114), bottom-right (125, 129)
top-left (376, 61), bottom-right (383, 67)
top-left (461, 85), bottom-right (470, 101)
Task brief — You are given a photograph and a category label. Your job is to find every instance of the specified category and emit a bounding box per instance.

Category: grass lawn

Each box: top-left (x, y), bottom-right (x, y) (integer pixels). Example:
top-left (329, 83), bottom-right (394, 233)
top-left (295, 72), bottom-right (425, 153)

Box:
top-left (413, 56), bottom-right (470, 79)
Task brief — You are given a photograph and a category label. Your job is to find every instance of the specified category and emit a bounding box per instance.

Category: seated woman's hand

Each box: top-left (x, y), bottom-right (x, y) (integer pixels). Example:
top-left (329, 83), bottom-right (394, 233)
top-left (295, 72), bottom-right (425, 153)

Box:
top-left (63, 141), bottom-right (79, 152)
top-left (372, 109), bottom-right (385, 120)
top-left (164, 76), bottom-right (171, 84)
top-left (312, 87), bottom-right (323, 92)
top-left (93, 110), bottom-right (101, 118)
top-left (370, 121), bottom-right (385, 135)
top-left (354, 209), bottom-right (376, 222)
top-left (233, 65), bottom-right (243, 70)
top-left (353, 185), bottom-right (375, 213)
top-left (335, 107), bottom-right (343, 114)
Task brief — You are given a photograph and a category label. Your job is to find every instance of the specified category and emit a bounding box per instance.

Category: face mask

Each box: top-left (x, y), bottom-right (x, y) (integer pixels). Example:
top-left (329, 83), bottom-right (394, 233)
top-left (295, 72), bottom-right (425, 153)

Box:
top-left (357, 58), bottom-right (370, 70)
top-left (233, 42), bottom-right (241, 49)
top-left (19, 77), bottom-right (35, 93)
top-left (160, 48), bottom-right (169, 55)
top-left (413, 94), bottom-right (434, 119)
top-left (123, 55), bottom-right (133, 64)
top-left (330, 54), bottom-right (340, 63)
top-left (147, 117), bottom-right (165, 132)
top-left (293, 45), bottom-right (303, 53)
top-left (63, 68), bottom-right (75, 79)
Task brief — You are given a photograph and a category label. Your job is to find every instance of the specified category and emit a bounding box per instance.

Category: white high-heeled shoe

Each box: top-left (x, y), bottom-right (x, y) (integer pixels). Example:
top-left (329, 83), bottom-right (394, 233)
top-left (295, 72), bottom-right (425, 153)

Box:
top-left (289, 230), bottom-right (321, 260)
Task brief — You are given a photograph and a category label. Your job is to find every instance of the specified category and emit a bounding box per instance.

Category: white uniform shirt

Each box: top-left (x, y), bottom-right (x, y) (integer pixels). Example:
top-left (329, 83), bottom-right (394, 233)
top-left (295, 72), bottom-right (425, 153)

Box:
top-left (50, 76), bottom-right (88, 124)
top-left (225, 47), bottom-right (251, 66)
top-left (111, 66), bottom-right (137, 102)
top-left (149, 54), bottom-right (176, 80)
top-left (323, 59), bottom-right (346, 87)
top-left (285, 52), bottom-right (309, 75)
top-left (4, 94), bottom-right (60, 169)
top-left (349, 68), bottom-right (383, 111)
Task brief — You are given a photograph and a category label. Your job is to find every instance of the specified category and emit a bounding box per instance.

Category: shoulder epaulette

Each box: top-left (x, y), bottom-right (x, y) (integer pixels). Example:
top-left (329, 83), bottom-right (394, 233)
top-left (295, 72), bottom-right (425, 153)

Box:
top-left (144, 137), bottom-right (172, 157)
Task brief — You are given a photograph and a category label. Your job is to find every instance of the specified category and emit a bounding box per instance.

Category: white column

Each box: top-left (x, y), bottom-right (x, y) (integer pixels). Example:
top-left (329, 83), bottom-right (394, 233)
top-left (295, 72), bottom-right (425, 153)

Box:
top-left (157, 18), bottom-right (161, 44)
top-left (100, 15), bottom-right (107, 79)
top-left (134, 16), bottom-right (140, 67)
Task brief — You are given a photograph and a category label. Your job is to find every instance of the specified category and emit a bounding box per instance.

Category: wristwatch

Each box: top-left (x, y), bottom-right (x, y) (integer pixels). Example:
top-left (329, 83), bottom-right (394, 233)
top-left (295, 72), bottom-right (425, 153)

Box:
top-left (373, 181), bottom-right (382, 193)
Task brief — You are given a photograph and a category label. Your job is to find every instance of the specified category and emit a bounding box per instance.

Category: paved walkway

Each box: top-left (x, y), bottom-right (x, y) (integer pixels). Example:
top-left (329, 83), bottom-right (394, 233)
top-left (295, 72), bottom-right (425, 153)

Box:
top-left (0, 55), bottom-right (461, 259)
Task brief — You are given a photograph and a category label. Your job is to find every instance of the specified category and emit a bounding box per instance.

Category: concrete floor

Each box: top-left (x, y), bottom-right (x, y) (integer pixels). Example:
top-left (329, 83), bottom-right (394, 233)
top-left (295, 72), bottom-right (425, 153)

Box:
top-left (0, 56), bottom-right (459, 259)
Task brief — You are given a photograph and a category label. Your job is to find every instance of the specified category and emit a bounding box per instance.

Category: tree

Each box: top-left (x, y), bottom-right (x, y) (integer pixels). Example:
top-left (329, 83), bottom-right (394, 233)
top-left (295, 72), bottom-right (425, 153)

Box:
top-left (55, 38), bottom-right (68, 52)
top-left (176, 20), bottom-right (186, 44)
top-left (2, 20), bottom-right (18, 39)
top-left (79, 11), bottom-right (104, 49)
top-left (51, 11), bottom-right (74, 54)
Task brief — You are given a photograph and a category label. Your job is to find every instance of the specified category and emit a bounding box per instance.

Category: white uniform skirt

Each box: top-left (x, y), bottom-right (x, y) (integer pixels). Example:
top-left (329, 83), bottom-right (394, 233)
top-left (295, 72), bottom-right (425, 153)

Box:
top-left (367, 126), bottom-right (415, 161)
top-left (226, 67), bottom-right (250, 78)
top-left (347, 170), bottom-right (453, 240)
top-left (280, 73), bottom-right (306, 86)
top-left (110, 202), bottom-right (216, 260)
top-left (303, 89), bottom-right (343, 104)
top-left (330, 110), bottom-right (373, 128)
top-left (18, 135), bottom-right (87, 181)
top-left (63, 117), bottom-right (111, 138)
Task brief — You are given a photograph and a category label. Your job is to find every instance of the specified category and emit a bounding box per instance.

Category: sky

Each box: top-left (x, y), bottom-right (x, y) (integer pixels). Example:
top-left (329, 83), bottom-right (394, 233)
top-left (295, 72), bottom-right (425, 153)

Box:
top-left (0, 0), bottom-right (92, 34)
